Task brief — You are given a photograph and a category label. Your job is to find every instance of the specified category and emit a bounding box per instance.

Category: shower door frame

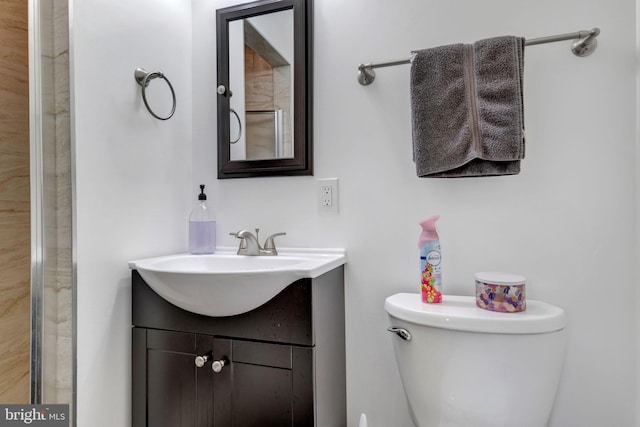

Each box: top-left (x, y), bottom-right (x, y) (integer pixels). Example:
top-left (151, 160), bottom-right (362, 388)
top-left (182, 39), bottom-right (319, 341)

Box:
top-left (28, 0), bottom-right (76, 424)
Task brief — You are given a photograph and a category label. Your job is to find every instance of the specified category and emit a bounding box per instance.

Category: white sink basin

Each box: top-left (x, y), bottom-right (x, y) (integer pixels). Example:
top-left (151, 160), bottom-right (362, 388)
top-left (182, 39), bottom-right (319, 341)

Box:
top-left (129, 248), bottom-right (346, 317)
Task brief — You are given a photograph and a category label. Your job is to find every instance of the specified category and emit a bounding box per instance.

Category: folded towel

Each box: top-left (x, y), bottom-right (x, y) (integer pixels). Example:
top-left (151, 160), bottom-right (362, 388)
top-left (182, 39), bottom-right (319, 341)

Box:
top-left (411, 36), bottom-right (526, 177)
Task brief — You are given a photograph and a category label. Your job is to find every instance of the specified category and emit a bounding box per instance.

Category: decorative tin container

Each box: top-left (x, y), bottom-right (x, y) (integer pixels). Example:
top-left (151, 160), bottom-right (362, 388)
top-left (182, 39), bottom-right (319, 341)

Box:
top-left (475, 272), bottom-right (526, 313)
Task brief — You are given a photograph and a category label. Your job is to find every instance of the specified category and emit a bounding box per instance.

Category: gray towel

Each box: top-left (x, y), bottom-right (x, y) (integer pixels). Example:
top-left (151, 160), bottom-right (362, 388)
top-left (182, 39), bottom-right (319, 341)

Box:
top-left (411, 36), bottom-right (526, 178)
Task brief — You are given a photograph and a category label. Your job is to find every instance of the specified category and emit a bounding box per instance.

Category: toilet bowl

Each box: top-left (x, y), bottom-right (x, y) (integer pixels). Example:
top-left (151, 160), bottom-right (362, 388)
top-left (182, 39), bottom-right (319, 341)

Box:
top-left (385, 293), bottom-right (566, 427)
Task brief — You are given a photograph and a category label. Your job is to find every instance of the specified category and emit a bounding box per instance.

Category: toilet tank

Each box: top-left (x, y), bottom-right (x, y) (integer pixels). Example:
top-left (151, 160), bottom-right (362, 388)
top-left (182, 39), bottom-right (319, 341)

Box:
top-left (385, 294), bottom-right (566, 427)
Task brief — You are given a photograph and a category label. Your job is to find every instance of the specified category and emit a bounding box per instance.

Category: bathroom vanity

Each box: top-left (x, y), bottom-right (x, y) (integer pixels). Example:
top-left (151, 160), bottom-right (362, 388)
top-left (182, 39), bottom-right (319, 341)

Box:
top-left (131, 265), bottom-right (345, 426)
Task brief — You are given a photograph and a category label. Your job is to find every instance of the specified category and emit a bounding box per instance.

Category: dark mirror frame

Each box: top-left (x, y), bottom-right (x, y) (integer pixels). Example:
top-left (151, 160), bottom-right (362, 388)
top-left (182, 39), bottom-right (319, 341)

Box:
top-left (216, 0), bottom-right (313, 179)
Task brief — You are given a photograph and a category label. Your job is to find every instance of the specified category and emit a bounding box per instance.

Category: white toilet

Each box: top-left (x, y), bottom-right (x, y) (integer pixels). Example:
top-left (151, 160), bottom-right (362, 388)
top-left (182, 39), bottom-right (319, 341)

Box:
top-left (385, 293), bottom-right (566, 427)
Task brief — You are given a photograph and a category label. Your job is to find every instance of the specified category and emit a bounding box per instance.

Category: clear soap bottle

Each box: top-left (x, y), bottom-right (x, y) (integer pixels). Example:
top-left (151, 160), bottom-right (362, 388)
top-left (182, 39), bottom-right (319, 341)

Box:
top-left (189, 185), bottom-right (216, 254)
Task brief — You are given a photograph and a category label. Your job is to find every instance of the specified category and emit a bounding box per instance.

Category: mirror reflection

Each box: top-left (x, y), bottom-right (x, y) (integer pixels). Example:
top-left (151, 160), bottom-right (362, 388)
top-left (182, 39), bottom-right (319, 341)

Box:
top-left (217, 0), bottom-right (312, 179)
top-left (229, 11), bottom-right (294, 161)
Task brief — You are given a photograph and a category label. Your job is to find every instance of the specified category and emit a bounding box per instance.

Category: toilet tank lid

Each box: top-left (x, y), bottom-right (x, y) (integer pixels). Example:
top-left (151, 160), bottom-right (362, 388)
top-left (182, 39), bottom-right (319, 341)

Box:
top-left (384, 294), bottom-right (566, 334)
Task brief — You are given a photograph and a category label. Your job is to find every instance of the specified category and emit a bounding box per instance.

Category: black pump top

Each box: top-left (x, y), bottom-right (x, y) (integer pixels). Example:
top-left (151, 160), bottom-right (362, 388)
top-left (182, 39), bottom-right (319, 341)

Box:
top-left (198, 184), bottom-right (207, 201)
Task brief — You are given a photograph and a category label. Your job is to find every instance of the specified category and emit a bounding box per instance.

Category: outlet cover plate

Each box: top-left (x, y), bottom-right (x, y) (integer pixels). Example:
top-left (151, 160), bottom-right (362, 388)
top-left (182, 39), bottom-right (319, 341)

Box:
top-left (317, 178), bottom-right (339, 214)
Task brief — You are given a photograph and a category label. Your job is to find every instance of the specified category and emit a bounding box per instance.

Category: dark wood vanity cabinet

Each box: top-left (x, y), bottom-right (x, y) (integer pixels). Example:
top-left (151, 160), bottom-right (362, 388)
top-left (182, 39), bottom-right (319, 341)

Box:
top-left (131, 267), bottom-right (345, 427)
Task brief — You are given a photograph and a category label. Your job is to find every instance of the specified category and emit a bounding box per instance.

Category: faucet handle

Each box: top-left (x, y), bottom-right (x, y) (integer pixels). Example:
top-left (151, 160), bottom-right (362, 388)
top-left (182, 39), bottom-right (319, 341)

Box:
top-left (263, 232), bottom-right (286, 255)
top-left (229, 231), bottom-right (248, 254)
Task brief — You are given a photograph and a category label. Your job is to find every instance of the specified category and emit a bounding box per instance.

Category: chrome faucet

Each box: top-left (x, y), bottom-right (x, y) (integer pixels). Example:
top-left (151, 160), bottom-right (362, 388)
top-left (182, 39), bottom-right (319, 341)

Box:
top-left (230, 228), bottom-right (286, 256)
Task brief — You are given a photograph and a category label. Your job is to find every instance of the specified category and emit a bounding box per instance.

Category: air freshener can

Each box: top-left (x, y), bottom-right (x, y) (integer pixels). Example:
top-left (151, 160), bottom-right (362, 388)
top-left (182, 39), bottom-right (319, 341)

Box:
top-left (420, 239), bottom-right (442, 303)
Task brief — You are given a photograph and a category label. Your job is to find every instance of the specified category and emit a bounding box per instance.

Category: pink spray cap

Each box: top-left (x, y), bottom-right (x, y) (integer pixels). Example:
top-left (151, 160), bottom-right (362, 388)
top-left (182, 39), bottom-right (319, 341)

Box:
top-left (418, 215), bottom-right (440, 248)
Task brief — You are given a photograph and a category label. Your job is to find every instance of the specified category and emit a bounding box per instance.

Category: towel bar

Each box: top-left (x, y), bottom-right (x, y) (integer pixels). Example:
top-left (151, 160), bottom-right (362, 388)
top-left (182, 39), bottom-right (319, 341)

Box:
top-left (357, 27), bottom-right (600, 86)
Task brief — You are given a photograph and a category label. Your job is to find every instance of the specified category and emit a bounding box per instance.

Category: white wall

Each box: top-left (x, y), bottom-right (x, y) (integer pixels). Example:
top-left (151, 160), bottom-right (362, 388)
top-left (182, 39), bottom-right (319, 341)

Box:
top-left (72, 0), bottom-right (637, 425)
top-left (195, 1), bottom-right (637, 426)
top-left (71, 0), bottom-right (192, 425)
top-left (229, 19), bottom-right (246, 158)
top-left (637, 0), bottom-right (640, 421)
top-left (248, 11), bottom-right (294, 63)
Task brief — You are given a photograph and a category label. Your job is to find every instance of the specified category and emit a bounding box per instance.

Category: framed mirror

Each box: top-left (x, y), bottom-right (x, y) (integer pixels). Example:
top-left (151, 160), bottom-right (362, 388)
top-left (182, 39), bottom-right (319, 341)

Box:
top-left (216, 0), bottom-right (313, 178)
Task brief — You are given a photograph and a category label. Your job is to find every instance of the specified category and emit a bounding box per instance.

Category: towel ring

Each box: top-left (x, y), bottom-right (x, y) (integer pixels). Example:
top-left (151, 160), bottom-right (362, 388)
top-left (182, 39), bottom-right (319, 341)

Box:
top-left (217, 85), bottom-right (242, 143)
top-left (230, 108), bottom-right (242, 144)
top-left (134, 67), bottom-right (176, 121)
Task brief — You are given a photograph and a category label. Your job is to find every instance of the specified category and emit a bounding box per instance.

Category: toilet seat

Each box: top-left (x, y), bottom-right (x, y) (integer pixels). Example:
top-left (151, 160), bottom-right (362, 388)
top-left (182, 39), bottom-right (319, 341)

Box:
top-left (385, 294), bottom-right (566, 334)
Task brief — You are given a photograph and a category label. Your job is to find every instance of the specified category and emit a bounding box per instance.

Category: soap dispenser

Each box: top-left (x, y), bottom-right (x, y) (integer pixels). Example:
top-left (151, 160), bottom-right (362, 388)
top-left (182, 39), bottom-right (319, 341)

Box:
top-left (189, 185), bottom-right (216, 254)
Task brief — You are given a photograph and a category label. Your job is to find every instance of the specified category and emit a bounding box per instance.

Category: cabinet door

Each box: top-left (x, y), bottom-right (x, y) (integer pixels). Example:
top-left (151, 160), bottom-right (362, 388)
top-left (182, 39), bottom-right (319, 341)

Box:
top-left (132, 328), bottom-right (214, 427)
top-left (213, 338), bottom-right (314, 426)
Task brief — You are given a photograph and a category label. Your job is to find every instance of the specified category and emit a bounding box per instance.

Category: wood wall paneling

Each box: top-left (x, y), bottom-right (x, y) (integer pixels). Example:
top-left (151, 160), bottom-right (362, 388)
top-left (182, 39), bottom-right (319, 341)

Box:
top-left (0, 0), bottom-right (31, 404)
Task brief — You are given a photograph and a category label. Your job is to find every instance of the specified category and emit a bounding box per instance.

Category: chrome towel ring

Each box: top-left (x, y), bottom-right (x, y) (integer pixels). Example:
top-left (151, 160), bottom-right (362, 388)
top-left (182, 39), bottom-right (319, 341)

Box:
top-left (217, 85), bottom-right (242, 144)
top-left (230, 108), bottom-right (242, 144)
top-left (134, 67), bottom-right (176, 120)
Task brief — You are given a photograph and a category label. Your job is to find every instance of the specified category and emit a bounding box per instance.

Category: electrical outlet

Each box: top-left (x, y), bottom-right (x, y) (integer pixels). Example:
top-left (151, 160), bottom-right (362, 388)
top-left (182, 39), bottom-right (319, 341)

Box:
top-left (322, 185), bottom-right (333, 207)
top-left (317, 178), bottom-right (339, 214)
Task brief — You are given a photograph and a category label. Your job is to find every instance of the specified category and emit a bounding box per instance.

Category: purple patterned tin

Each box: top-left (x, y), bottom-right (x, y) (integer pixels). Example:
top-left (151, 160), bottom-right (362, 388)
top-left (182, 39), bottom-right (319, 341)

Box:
top-left (475, 272), bottom-right (526, 313)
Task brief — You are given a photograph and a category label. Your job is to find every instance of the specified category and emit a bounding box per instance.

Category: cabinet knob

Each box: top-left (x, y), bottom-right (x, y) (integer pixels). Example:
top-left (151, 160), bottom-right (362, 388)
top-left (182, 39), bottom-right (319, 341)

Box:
top-left (195, 354), bottom-right (209, 368)
top-left (212, 359), bottom-right (227, 373)
top-left (216, 85), bottom-right (232, 97)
